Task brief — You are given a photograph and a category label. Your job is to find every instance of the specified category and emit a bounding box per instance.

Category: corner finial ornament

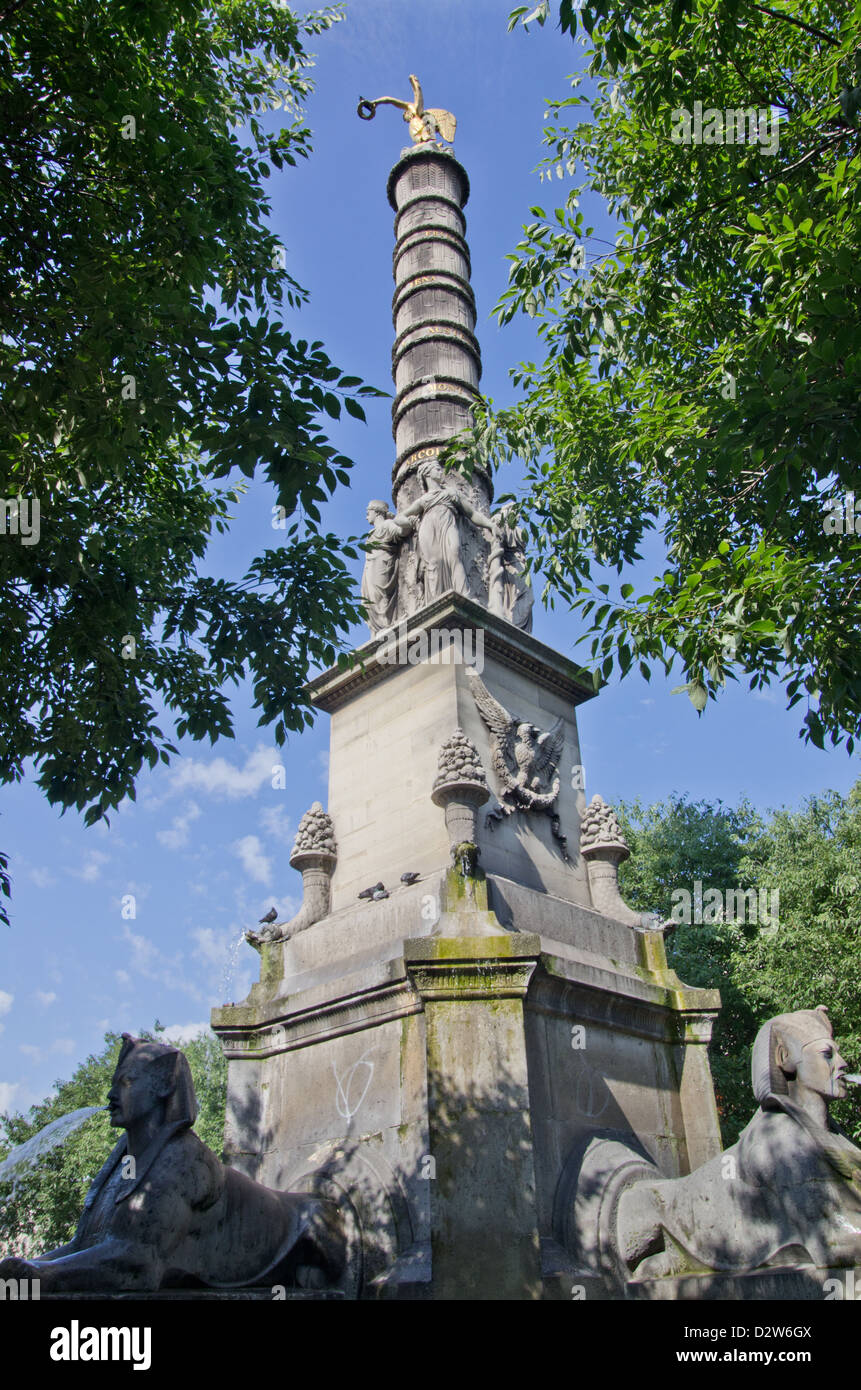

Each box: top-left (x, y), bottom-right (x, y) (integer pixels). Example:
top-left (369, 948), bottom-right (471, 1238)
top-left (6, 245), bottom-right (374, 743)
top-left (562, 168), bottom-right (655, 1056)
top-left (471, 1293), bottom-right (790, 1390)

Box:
top-left (357, 73), bottom-right (456, 145)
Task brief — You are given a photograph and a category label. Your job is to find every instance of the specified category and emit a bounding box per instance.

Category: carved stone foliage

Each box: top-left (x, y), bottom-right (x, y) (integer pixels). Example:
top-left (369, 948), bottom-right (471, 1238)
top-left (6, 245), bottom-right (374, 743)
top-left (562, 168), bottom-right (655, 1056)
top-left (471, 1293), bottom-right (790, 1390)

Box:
top-left (431, 728), bottom-right (489, 853)
top-left (433, 728), bottom-right (488, 793)
top-left (246, 802), bottom-right (338, 948)
top-left (579, 795), bottom-right (630, 858)
top-left (291, 801), bottom-right (337, 863)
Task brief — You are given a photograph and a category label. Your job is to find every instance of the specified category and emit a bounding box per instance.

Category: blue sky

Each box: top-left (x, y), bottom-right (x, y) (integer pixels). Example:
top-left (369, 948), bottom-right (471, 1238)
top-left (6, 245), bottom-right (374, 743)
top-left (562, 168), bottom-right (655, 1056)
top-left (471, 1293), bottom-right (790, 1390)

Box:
top-left (1, 0), bottom-right (858, 1120)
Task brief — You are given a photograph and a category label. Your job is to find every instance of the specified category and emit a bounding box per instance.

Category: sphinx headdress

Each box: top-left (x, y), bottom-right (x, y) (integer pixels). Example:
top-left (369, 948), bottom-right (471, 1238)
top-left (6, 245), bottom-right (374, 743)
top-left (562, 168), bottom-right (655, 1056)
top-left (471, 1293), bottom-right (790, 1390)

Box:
top-left (117, 1032), bottom-right (198, 1129)
top-left (751, 1006), bottom-right (833, 1105)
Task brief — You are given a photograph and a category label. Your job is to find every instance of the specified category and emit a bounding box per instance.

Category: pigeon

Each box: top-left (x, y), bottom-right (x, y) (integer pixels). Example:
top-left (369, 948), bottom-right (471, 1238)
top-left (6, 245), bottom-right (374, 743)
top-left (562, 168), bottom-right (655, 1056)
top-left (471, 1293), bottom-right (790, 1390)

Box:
top-left (258, 907), bottom-right (278, 925)
top-left (358, 881), bottom-right (385, 900)
top-left (400, 871), bottom-right (421, 885)
top-left (372, 887), bottom-right (389, 900)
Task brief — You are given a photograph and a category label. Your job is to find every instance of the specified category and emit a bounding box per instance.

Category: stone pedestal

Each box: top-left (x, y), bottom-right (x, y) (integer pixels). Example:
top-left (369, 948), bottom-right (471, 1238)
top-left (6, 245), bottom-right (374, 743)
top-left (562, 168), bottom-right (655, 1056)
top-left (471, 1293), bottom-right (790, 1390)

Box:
top-left (211, 600), bottom-right (723, 1299)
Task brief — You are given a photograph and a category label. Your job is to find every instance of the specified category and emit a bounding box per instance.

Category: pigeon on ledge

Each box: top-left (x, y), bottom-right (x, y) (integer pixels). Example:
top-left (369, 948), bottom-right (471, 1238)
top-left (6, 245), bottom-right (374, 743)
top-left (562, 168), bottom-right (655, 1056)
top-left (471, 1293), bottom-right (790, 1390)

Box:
top-left (258, 907), bottom-right (278, 924)
top-left (400, 871), bottom-right (421, 885)
top-left (358, 882), bottom-right (385, 900)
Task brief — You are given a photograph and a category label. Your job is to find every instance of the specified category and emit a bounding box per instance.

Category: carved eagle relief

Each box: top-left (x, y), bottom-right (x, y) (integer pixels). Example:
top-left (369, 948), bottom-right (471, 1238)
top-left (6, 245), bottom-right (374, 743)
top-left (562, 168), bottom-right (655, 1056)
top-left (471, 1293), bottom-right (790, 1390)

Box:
top-left (466, 667), bottom-right (564, 820)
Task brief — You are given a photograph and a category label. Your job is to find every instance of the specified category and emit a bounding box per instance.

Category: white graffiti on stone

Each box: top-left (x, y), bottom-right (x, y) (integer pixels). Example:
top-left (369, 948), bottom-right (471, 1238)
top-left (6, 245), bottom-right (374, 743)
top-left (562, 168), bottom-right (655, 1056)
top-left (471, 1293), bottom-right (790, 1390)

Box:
top-left (332, 1048), bottom-right (376, 1121)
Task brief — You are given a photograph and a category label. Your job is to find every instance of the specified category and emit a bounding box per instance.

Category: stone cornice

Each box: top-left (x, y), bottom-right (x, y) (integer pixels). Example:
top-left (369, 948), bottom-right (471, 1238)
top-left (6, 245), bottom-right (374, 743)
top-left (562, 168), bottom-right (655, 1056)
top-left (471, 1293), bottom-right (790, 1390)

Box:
top-left (306, 592), bottom-right (598, 713)
top-left (213, 976), bottom-right (422, 1059)
top-left (529, 958), bottom-right (721, 1045)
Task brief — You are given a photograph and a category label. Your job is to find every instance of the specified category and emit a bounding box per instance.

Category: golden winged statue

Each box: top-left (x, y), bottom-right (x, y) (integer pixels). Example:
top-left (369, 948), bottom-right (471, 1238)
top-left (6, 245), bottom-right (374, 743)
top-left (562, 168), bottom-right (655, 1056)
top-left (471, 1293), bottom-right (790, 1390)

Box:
top-left (357, 73), bottom-right (456, 145)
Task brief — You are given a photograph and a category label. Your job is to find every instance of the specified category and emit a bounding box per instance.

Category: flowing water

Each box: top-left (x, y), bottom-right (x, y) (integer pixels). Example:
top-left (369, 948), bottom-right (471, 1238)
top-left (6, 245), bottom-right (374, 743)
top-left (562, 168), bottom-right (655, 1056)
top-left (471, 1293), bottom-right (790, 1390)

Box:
top-left (0, 1106), bottom-right (104, 1188)
top-left (220, 928), bottom-right (250, 1003)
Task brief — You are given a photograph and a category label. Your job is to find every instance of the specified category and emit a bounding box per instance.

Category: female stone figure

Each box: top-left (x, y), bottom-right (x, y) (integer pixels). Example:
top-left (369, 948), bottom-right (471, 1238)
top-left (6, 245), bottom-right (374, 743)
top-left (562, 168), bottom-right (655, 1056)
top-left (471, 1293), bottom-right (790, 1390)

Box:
top-left (361, 500), bottom-right (414, 634)
top-left (487, 504), bottom-right (534, 632)
top-left (400, 459), bottom-right (494, 603)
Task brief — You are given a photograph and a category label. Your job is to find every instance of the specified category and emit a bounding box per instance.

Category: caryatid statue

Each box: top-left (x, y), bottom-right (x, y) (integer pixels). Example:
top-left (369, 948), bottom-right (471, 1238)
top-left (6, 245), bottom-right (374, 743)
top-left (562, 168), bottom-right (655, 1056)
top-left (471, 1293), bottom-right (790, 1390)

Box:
top-left (583, 1005), bottom-right (861, 1284)
top-left (361, 500), bottom-right (415, 634)
top-left (399, 460), bottom-right (495, 604)
top-left (488, 504), bottom-right (533, 632)
top-left (0, 1035), bottom-right (346, 1293)
top-left (361, 471), bottom-right (537, 630)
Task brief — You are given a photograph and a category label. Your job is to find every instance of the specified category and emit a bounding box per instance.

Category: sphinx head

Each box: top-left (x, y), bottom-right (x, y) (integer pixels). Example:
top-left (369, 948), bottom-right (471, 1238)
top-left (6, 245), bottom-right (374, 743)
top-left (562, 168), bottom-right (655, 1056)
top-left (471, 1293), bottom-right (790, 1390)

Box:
top-left (106, 1034), bottom-right (198, 1134)
top-left (752, 1006), bottom-right (848, 1109)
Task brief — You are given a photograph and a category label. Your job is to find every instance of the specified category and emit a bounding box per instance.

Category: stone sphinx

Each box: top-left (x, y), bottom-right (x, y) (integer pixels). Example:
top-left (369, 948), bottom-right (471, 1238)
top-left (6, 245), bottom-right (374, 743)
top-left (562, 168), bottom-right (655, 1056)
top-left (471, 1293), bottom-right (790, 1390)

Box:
top-left (0, 1034), bottom-right (345, 1293)
top-left (580, 1006), bottom-right (861, 1286)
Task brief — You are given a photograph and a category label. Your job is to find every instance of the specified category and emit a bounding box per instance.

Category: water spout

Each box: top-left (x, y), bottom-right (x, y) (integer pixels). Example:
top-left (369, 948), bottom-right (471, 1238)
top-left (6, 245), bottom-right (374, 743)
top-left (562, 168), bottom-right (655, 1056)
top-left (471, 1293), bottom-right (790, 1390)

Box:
top-left (220, 927), bottom-right (251, 1002)
top-left (0, 1106), bottom-right (103, 1188)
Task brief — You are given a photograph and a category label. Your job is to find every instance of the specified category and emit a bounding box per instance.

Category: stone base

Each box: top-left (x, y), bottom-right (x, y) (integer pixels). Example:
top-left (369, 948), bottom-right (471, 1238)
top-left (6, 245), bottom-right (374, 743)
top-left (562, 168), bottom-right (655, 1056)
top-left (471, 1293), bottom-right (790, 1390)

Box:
top-left (37, 1289), bottom-right (345, 1301)
top-left (627, 1266), bottom-right (861, 1301)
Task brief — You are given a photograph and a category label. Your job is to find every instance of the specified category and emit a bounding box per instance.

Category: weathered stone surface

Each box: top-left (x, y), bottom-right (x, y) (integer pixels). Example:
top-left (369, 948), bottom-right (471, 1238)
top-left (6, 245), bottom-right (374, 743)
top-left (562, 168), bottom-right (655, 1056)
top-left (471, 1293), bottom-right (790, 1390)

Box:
top-left (309, 597), bottom-right (595, 914)
top-left (213, 883), bottom-right (722, 1299)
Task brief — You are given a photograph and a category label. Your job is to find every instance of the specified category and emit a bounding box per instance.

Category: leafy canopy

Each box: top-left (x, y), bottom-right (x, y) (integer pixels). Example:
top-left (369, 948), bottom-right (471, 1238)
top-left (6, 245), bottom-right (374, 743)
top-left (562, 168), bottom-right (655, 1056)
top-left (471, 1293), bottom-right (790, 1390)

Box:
top-left (0, 0), bottom-right (382, 919)
top-left (456, 0), bottom-right (861, 751)
top-left (617, 783), bottom-right (861, 1144)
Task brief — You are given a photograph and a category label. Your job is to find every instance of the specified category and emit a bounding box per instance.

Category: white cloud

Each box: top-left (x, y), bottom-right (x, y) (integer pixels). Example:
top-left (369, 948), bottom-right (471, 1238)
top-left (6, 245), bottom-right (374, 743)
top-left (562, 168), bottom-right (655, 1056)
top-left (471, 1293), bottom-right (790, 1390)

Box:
top-left (119, 925), bottom-right (203, 1003)
top-left (259, 805), bottom-right (293, 845)
top-left (52, 1038), bottom-right (76, 1055)
top-left (29, 867), bottom-right (56, 888)
top-left (69, 849), bottom-right (109, 882)
top-left (156, 800), bottom-right (201, 850)
top-left (0, 991), bottom-right (12, 1019)
top-left (34, 991), bottom-right (56, 1007)
top-left (115, 969), bottom-right (131, 987)
top-left (233, 834), bottom-right (272, 886)
top-left (20, 1044), bottom-right (42, 1062)
top-left (168, 745), bottom-right (280, 800)
top-left (0, 1081), bottom-right (20, 1114)
top-left (191, 926), bottom-right (232, 968)
top-left (162, 1022), bottom-right (210, 1045)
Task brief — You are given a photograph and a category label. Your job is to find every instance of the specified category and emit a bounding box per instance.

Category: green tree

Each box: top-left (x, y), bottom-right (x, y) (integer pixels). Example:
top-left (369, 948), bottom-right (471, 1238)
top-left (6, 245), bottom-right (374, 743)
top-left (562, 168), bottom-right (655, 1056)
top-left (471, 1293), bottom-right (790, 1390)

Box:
top-left (617, 794), bottom-right (762, 1141)
top-left (0, 1025), bottom-right (226, 1256)
top-left (615, 784), bottom-right (861, 1144)
top-left (732, 784), bottom-right (861, 1144)
top-left (457, 0), bottom-right (861, 749)
top-left (0, 0), bottom-right (381, 922)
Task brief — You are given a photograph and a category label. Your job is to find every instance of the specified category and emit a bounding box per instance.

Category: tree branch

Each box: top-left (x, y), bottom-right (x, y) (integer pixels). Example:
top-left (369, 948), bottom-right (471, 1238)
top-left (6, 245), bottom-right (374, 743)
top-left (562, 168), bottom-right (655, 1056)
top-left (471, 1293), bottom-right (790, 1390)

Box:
top-left (750, 3), bottom-right (840, 48)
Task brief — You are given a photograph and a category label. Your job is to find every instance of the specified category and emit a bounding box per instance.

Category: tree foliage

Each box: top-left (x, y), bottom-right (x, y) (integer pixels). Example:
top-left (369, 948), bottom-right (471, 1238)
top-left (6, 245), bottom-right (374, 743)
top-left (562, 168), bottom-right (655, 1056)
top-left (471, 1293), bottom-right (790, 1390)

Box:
top-left (0, 0), bottom-right (381, 921)
top-left (457, 0), bottom-right (861, 749)
top-left (0, 1024), bottom-right (226, 1256)
top-left (616, 783), bottom-right (861, 1145)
